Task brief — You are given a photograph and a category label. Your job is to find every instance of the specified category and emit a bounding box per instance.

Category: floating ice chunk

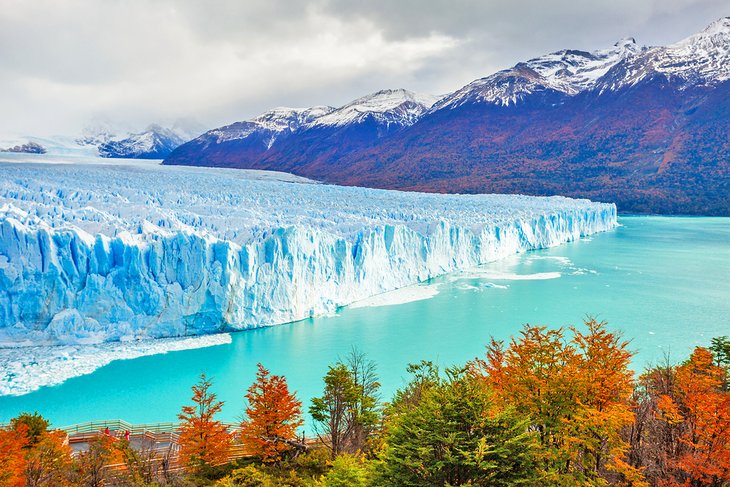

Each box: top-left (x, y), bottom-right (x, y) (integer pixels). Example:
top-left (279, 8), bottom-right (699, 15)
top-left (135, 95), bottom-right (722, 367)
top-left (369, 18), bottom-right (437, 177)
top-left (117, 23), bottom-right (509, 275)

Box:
top-left (348, 283), bottom-right (441, 309)
top-left (455, 270), bottom-right (562, 281)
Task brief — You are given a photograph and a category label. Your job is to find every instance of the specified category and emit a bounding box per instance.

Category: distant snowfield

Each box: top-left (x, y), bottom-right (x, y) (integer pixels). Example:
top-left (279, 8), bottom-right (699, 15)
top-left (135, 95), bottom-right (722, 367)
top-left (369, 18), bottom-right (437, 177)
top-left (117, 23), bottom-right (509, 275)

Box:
top-left (0, 151), bottom-right (313, 184)
top-left (0, 158), bottom-right (616, 394)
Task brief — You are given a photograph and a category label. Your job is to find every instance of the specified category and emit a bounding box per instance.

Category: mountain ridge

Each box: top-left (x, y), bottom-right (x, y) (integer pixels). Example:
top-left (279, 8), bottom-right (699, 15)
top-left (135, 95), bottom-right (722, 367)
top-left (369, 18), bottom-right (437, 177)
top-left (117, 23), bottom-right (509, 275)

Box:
top-left (164, 18), bottom-right (730, 215)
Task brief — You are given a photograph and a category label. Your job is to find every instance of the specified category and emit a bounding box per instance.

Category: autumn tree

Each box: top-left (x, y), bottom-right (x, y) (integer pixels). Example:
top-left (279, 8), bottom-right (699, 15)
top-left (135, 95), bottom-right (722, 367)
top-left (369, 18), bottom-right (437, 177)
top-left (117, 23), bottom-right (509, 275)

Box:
top-left (240, 363), bottom-right (304, 463)
top-left (474, 319), bottom-right (642, 485)
top-left (2, 412), bottom-right (74, 487)
top-left (0, 424), bottom-right (27, 487)
top-left (24, 429), bottom-right (73, 487)
top-left (74, 433), bottom-right (124, 487)
top-left (655, 347), bottom-right (730, 486)
top-left (177, 374), bottom-right (232, 473)
top-left (570, 319), bottom-right (639, 484)
top-left (113, 435), bottom-right (180, 486)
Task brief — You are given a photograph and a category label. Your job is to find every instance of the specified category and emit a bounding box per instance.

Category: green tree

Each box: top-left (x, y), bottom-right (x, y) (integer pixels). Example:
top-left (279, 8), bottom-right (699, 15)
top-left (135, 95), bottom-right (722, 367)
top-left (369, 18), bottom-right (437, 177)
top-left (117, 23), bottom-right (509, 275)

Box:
top-left (379, 366), bottom-right (539, 486)
top-left (310, 349), bottom-right (381, 457)
top-left (216, 464), bottom-right (278, 486)
top-left (710, 336), bottom-right (730, 367)
top-left (322, 454), bottom-right (373, 487)
top-left (344, 348), bottom-right (381, 454)
top-left (710, 335), bottom-right (730, 390)
top-left (310, 363), bottom-right (360, 457)
top-left (10, 412), bottom-right (49, 446)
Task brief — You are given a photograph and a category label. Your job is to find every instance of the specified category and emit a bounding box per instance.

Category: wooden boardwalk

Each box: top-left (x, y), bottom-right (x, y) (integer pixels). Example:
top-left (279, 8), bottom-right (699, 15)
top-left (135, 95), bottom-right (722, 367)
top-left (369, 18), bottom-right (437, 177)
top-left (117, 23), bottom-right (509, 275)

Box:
top-left (61, 418), bottom-right (247, 458)
top-left (59, 419), bottom-right (318, 472)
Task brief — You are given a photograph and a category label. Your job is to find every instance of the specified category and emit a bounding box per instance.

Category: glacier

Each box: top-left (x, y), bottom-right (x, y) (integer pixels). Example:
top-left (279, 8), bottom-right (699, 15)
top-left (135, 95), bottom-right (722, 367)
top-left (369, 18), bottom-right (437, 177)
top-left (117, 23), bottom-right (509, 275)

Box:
top-left (0, 161), bottom-right (616, 347)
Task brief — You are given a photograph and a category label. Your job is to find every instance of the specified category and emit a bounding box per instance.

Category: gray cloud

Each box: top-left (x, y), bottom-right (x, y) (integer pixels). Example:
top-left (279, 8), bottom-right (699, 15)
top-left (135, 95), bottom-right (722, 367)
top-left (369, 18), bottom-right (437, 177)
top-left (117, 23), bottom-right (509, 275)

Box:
top-left (0, 0), bottom-right (726, 136)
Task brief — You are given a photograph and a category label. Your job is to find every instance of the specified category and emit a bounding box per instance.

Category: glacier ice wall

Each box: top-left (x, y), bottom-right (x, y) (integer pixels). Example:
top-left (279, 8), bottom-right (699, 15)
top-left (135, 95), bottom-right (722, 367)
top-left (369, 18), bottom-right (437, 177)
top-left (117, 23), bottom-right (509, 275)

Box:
top-left (0, 162), bottom-right (617, 346)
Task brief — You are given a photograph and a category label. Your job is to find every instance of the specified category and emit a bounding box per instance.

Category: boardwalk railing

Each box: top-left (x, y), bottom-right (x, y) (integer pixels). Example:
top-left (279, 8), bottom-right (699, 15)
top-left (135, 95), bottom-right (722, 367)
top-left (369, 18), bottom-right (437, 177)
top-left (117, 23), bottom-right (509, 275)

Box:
top-left (10, 419), bottom-right (321, 470)
top-left (60, 419), bottom-right (240, 436)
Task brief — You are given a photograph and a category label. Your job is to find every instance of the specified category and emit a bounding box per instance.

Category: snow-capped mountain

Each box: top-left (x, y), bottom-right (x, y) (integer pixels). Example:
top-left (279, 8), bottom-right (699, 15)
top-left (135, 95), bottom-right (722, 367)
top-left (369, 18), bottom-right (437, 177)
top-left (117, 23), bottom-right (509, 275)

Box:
top-left (309, 89), bottom-right (439, 127)
top-left (98, 124), bottom-right (186, 159)
top-left (197, 88), bottom-right (435, 147)
top-left (208, 106), bottom-right (335, 148)
top-left (434, 38), bottom-right (641, 109)
top-left (0, 119), bottom-right (204, 162)
top-left (436, 18), bottom-right (729, 109)
top-left (165, 18), bottom-right (730, 215)
top-left (90, 121), bottom-right (207, 159)
top-left (596, 17), bottom-right (730, 92)
top-left (1, 141), bottom-right (46, 154)
top-left (165, 88), bottom-right (438, 170)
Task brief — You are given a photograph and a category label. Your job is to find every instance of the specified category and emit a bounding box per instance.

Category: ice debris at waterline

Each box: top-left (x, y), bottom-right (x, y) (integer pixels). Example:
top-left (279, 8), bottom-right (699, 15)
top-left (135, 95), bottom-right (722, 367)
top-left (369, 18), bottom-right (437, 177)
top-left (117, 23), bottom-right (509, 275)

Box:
top-left (0, 334), bottom-right (232, 396)
top-left (0, 162), bottom-right (616, 346)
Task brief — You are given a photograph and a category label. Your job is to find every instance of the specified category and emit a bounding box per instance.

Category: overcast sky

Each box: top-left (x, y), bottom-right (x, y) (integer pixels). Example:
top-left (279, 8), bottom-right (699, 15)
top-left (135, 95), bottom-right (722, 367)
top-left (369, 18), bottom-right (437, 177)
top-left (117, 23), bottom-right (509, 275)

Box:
top-left (0, 0), bottom-right (726, 136)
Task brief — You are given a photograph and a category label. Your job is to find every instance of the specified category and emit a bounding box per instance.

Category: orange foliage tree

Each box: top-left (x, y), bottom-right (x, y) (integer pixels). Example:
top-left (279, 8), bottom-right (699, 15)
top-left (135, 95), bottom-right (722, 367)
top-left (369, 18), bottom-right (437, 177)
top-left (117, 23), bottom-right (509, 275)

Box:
top-left (655, 347), bottom-right (730, 486)
top-left (23, 429), bottom-right (73, 487)
top-left (239, 363), bottom-right (304, 462)
top-left (75, 433), bottom-right (125, 487)
top-left (0, 424), bottom-right (28, 487)
top-left (474, 318), bottom-right (643, 486)
top-left (177, 374), bottom-right (232, 472)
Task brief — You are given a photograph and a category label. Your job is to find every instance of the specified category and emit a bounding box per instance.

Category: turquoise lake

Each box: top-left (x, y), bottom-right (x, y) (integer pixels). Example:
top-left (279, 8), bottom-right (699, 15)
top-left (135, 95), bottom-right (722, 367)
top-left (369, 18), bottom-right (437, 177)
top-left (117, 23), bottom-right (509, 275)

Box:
top-left (0, 216), bottom-right (728, 427)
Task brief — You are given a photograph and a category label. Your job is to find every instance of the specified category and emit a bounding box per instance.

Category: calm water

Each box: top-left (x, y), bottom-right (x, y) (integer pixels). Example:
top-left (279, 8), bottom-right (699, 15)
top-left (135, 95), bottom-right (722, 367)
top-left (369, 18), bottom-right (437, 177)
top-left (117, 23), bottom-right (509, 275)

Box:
top-left (1, 216), bottom-right (728, 427)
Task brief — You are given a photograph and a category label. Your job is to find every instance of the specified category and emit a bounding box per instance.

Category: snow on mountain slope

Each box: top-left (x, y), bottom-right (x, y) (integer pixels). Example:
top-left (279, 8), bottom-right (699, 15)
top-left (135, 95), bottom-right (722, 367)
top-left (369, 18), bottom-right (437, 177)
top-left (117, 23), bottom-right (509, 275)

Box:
top-left (208, 106), bottom-right (335, 148)
top-left (433, 39), bottom-right (641, 109)
top-left (0, 161), bottom-right (616, 347)
top-left (0, 135), bottom-right (99, 159)
top-left (74, 120), bottom-right (208, 159)
top-left (96, 123), bottom-right (209, 159)
top-left (196, 89), bottom-right (437, 151)
top-left (309, 89), bottom-right (439, 128)
top-left (438, 17), bottom-right (730, 108)
top-left (598, 17), bottom-right (730, 91)
top-left (97, 124), bottom-right (185, 159)
top-left (1, 141), bottom-right (46, 154)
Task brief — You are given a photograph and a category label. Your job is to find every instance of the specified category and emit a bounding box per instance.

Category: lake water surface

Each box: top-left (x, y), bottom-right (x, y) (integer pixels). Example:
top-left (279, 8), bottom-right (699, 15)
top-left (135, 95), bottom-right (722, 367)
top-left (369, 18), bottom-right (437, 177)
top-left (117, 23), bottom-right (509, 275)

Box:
top-left (1, 216), bottom-right (728, 427)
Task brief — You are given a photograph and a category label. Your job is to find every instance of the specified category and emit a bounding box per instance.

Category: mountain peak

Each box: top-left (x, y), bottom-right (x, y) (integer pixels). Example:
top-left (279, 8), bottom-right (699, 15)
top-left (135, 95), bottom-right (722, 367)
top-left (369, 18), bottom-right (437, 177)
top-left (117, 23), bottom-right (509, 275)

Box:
top-left (350, 88), bottom-right (439, 110)
top-left (434, 37), bottom-right (643, 110)
top-left (673, 16), bottom-right (730, 47)
top-left (309, 88), bottom-right (438, 128)
top-left (702, 16), bottom-right (730, 35)
top-left (614, 37), bottom-right (637, 48)
top-left (641, 16), bottom-right (730, 84)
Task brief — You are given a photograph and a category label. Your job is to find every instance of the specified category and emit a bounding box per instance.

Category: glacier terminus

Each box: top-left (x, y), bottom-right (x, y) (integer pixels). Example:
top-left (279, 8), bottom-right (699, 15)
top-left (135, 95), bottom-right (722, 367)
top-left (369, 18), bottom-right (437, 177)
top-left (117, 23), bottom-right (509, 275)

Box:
top-left (0, 161), bottom-right (616, 348)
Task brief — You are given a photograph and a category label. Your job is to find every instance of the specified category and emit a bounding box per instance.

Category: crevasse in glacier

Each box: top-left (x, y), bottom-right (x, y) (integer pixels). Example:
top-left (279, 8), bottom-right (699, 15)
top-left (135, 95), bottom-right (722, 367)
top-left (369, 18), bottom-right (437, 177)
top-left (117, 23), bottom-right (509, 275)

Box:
top-left (0, 162), bottom-right (617, 346)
